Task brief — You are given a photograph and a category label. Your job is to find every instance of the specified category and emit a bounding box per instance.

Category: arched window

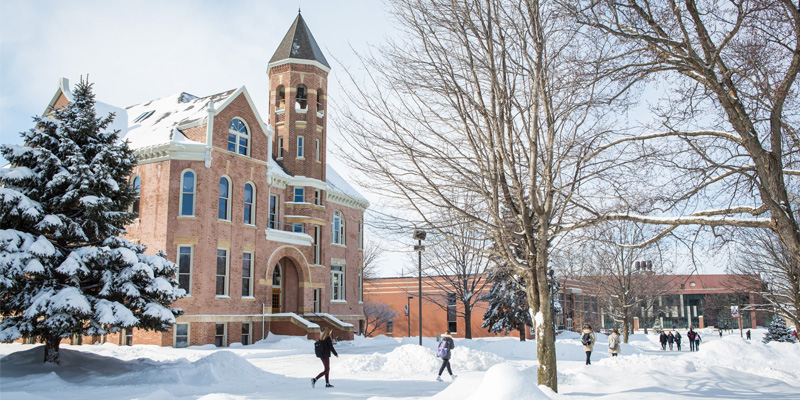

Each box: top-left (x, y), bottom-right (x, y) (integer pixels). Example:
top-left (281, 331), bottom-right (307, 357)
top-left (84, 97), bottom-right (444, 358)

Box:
top-left (180, 170), bottom-right (195, 216)
top-left (227, 118), bottom-right (249, 156)
top-left (296, 85), bottom-right (307, 110)
top-left (276, 85), bottom-right (286, 110)
top-left (332, 210), bottom-right (345, 245)
top-left (316, 89), bottom-right (324, 111)
top-left (273, 264), bottom-right (282, 288)
top-left (131, 175), bottom-right (141, 215)
top-left (244, 183), bottom-right (255, 225)
top-left (219, 176), bottom-right (231, 220)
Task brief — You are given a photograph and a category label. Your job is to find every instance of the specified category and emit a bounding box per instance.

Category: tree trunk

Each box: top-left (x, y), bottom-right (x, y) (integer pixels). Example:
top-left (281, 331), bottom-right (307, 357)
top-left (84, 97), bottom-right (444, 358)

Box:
top-left (532, 233), bottom-right (557, 392)
top-left (463, 304), bottom-right (473, 339)
top-left (43, 334), bottom-right (61, 364)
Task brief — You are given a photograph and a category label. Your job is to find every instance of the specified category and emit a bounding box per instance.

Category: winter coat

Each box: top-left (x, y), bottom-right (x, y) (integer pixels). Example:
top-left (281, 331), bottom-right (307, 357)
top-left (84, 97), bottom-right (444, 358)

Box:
top-left (608, 333), bottom-right (621, 354)
top-left (687, 330), bottom-right (697, 341)
top-left (582, 328), bottom-right (596, 352)
top-left (674, 332), bottom-right (682, 344)
top-left (319, 336), bottom-right (338, 359)
top-left (694, 333), bottom-right (702, 342)
top-left (659, 332), bottom-right (668, 344)
top-left (667, 333), bottom-right (674, 344)
top-left (438, 334), bottom-right (455, 359)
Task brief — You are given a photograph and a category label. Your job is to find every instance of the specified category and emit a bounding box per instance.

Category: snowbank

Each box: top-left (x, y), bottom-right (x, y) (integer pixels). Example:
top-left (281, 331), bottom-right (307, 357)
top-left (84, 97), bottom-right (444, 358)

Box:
top-left (340, 343), bottom-right (503, 374)
top-left (435, 364), bottom-right (551, 400)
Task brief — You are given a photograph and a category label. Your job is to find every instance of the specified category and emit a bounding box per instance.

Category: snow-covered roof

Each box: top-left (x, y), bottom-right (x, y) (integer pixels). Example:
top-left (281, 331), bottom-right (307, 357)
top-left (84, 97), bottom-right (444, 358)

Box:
top-left (326, 164), bottom-right (369, 209)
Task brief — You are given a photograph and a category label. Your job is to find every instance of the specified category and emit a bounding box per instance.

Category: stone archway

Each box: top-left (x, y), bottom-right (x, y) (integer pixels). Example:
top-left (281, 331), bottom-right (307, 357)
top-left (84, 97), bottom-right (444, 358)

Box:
top-left (267, 246), bottom-right (311, 315)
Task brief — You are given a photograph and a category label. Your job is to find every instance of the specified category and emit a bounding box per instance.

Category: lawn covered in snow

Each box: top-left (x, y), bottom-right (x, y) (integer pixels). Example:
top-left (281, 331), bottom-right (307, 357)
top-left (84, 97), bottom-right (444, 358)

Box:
top-left (1, 328), bottom-right (798, 399)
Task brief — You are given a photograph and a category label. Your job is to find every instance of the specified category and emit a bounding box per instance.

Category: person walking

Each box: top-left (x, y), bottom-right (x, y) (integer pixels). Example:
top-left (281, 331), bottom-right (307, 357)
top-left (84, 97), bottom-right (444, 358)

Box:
top-left (719, 329), bottom-right (723, 338)
top-left (312, 327), bottom-right (338, 388)
top-left (687, 328), bottom-right (697, 352)
top-left (694, 332), bottom-right (702, 351)
top-left (746, 329), bottom-right (751, 340)
top-left (675, 331), bottom-right (682, 351)
top-left (608, 328), bottom-right (621, 357)
top-left (435, 331), bottom-right (456, 381)
top-left (659, 331), bottom-right (668, 350)
top-left (582, 324), bottom-right (596, 365)
top-left (667, 331), bottom-right (675, 351)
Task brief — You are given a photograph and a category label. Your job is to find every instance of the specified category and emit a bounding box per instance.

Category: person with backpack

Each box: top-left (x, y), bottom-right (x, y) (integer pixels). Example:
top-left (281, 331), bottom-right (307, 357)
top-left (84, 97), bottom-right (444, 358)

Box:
top-left (435, 331), bottom-right (456, 381)
top-left (667, 331), bottom-right (675, 350)
top-left (312, 327), bottom-right (338, 388)
top-left (694, 331), bottom-right (702, 351)
top-left (674, 331), bottom-right (682, 351)
top-left (581, 324), bottom-right (596, 365)
top-left (608, 328), bottom-right (621, 357)
top-left (659, 331), bottom-right (668, 350)
top-left (687, 328), bottom-right (697, 351)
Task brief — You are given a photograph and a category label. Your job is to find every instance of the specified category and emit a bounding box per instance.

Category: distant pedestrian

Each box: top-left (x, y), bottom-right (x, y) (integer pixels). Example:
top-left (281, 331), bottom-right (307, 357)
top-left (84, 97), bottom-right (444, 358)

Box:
top-left (719, 329), bottom-right (723, 338)
top-left (687, 328), bottom-right (697, 352)
top-left (608, 328), bottom-right (621, 357)
top-left (435, 331), bottom-right (456, 381)
top-left (659, 331), bottom-right (668, 350)
top-left (667, 331), bottom-right (675, 350)
top-left (695, 332), bottom-right (702, 351)
top-left (582, 324), bottom-right (596, 365)
top-left (746, 329), bottom-right (751, 340)
top-left (675, 331), bottom-right (682, 351)
top-left (312, 327), bottom-right (338, 388)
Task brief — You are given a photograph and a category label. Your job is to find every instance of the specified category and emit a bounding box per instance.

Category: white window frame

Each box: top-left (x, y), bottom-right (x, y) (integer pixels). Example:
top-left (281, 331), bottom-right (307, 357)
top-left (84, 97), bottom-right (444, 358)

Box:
top-left (180, 169), bottom-right (196, 217)
top-left (269, 194), bottom-right (278, 229)
top-left (278, 137), bottom-right (284, 158)
top-left (241, 322), bottom-right (252, 345)
top-left (122, 328), bottom-right (133, 346)
top-left (242, 251), bottom-right (253, 298)
top-left (331, 264), bottom-right (345, 301)
top-left (294, 187), bottom-right (305, 203)
top-left (314, 189), bottom-right (321, 206)
top-left (219, 176), bottom-right (232, 221)
top-left (227, 117), bottom-right (250, 156)
top-left (174, 323), bottom-right (190, 348)
top-left (359, 266), bottom-right (364, 303)
top-left (297, 136), bottom-right (304, 158)
top-left (313, 226), bottom-right (321, 264)
top-left (244, 182), bottom-right (255, 225)
top-left (130, 175), bottom-right (141, 215)
top-left (216, 248), bottom-right (230, 297)
top-left (332, 211), bottom-right (345, 245)
top-left (315, 139), bottom-right (320, 161)
top-left (358, 219), bottom-right (363, 250)
top-left (215, 323), bottom-right (227, 347)
top-left (177, 245), bottom-right (193, 296)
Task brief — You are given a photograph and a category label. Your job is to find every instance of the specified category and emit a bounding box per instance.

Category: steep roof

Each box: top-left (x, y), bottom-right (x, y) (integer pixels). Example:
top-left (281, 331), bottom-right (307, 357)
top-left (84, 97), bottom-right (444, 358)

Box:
top-left (268, 13), bottom-right (329, 69)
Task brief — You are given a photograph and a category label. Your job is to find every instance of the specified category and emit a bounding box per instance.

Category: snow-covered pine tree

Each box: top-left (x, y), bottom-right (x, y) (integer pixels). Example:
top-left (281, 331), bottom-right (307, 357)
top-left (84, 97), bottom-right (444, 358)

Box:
top-left (0, 79), bottom-right (184, 364)
top-left (763, 316), bottom-right (797, 344)
top-left (480, 267), bottom-right (531, 341)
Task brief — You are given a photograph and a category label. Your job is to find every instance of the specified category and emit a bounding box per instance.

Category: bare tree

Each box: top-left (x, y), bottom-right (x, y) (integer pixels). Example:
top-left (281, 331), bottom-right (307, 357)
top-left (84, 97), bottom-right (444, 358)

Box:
top-left (729, 229), bottom-right (799, 330)
top-left (362, 237), bottom-right (387, 279)
top-left (362, 301), bottom-right (399, 337)
top-left (335, 0), bottom-right (629, 391)
top-left (567, 1), bottom-right (800, 307)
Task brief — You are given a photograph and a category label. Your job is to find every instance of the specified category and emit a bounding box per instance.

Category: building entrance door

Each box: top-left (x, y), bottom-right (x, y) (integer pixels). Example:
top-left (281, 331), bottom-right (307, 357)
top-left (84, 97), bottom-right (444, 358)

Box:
top-left (272, 264), bottom-right (282, 313)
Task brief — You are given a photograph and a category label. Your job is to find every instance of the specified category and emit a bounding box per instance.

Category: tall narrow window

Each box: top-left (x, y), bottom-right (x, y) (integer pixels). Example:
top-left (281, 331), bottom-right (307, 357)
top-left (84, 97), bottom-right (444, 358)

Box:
top-left (331, 265), bottom-right (345, 301)
top-left (278, 137), bottom-right (284, 158)
top-left (358, 219), bottom-right (363, 250)
top-left (175, 323), bottom-right (189, 348)
top-left (244, 183), bottom-right (254, 225)
top-left (227, 118), bottom-right (249, 156)
top-left (215, 323), bottom-right (227, 347)
top-left (219, 177), bottom-right (230, 220)
top-left (242, 252), bottom-right (253, 297)
top-left (294, 187), bottom-right (305, 203)
top-left (359, 267), bottom-right (363, 303)
top-left (269, 194), bottom-right (278, 229)
top-left (123, 329), bottom-right (133, 346)
top-left (386, 321), bottom-right (393, 335)
top-left (276, 85), bottom-right (286, 110)
top-left (296, 85), bottom-right (307, 110)
top-left (180, 170), bottom-right (195, 216)
top-left (315, 139), bottom-right (320, 161)
top-left (313, 289), bottom-right (321, 313)
top-left (332, 211), bottom-right (345, 245)
top-left (177, 245), bottom-right (192, 295)
top-left (314, 189), bottom-right (321, 206)
top-left (447, 293), bottom-right (457, 333)
top-left (131, 175), bottom-right (141, 215)
top-left (313, 226), bottom-right (321, 264)
top-left (241, 323), bottom-right (251, 345)
top-left (316, 89), bottom-right (324, 111)
top-left (216, 249), bottom-right (229, 296)
top-left (297, 136), bottom-right (304, 158)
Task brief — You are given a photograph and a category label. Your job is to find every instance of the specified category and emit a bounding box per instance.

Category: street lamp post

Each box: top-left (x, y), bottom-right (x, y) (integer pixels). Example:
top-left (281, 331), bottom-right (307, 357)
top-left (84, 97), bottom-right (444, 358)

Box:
top-left (407, 296), bottom-right (413, 338)
top-left (413, 229), bottom-right (426, 346)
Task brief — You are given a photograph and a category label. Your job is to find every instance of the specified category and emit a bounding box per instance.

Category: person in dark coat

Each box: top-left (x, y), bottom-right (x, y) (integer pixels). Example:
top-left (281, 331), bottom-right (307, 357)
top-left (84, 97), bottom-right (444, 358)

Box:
top-left (674, 331), bottom-right (682, 351)
top-left (667, 331), bottom-right (675, 350)
top-left (659, 331), bottom-right (668, 350)
top-left (687, 328), bottom-right (697, 352)
top-left (312, 327), bottom-right (338, 388)
top-left (694, 332), bottom-right (702, 351)
top-left (436, 331), bottom-right (457, 381)
top-left (746, 329), bottom-right (751, 340)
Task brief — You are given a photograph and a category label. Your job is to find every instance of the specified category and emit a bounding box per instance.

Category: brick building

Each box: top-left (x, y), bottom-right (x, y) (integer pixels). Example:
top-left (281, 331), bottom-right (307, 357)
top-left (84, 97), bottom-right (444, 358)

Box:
top-left (38, 13), bottom-right (368, 347)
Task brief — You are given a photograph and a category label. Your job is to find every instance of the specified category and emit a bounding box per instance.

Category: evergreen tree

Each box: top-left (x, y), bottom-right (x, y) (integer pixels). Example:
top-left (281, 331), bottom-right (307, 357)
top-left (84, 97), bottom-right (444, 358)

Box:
top-left (480, 268), bottom-right (531, 341)
top-left (0, 79), bottom-right (184, 364)
top-left (763, 316), bottom-right (797, 344)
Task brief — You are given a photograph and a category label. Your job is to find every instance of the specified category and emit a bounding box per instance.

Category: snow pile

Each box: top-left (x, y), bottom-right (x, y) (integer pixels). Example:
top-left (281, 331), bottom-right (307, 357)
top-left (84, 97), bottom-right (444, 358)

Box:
top-left (463, 364), bottom-right (550, 400)
top-left (254, 334), bottom-right (312, 350)
top-left (686, 336), bottom-right (800, 384)
top-left (340, 343), bottom-right (503, 374)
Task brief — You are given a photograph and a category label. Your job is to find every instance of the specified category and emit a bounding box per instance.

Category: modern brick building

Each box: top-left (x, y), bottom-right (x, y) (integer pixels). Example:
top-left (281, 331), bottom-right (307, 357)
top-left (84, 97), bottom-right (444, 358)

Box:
top-left (39, 13), bottom-right (368, 347)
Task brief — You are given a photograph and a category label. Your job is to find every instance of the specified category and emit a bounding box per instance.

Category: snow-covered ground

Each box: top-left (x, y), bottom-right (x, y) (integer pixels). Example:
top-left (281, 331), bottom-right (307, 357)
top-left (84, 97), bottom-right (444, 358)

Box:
top-left (1, 328), bottom-right (798, 399)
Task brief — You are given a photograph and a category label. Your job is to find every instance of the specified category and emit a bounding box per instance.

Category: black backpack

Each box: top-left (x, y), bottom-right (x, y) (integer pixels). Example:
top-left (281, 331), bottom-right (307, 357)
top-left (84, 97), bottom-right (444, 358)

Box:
top-left (581, 332), bottom-right (593, 346)
top-left (314, 340), bottom-right (324, 358)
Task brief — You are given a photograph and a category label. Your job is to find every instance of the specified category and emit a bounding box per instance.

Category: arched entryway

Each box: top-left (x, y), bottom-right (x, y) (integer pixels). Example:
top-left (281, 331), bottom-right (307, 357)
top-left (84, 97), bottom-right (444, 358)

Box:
top-left (270, 258), bottom-right (301, 314)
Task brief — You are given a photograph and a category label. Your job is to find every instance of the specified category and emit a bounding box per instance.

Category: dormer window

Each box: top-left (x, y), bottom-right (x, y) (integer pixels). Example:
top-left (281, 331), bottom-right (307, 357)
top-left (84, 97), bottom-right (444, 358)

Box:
top-left (296, 85), bottom-right (307, 110)
top-left (276, 85), bottom-right (286, 110)
top-left (227, 118), bottom-right (249, 156)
